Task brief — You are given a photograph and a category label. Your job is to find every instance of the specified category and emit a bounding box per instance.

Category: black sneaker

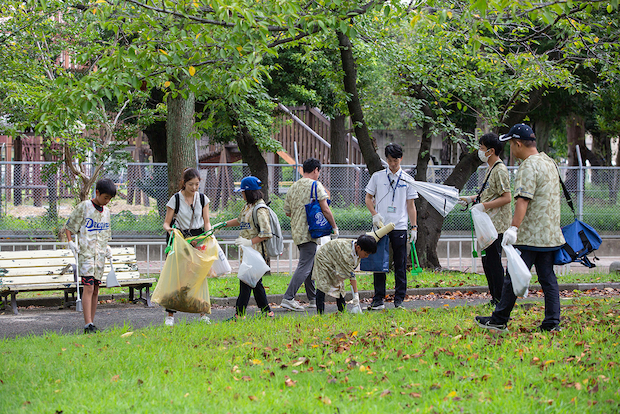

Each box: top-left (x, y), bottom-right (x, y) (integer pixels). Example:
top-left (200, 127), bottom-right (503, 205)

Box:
top-left (367, 301), bottom-right (385, 311)
top-left (84, 324), bottom-right (98, 334)
top-left (474, 316), bottom-right (508, 333)
top-left (539, 325), bottom-right (562, 333)
top-left (394, 302), bottom-right (406, 310)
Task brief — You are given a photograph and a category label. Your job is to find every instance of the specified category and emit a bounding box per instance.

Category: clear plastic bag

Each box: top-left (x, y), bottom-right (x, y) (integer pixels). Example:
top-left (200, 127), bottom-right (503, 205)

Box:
top-left (502, 240), bottom-right (532, 298)
top-left (152, 229), bottom-right (218, 313)
top-left (471, 208), bottom-right (498, 251)
top-left (237, 245), bottom-right (270, 288)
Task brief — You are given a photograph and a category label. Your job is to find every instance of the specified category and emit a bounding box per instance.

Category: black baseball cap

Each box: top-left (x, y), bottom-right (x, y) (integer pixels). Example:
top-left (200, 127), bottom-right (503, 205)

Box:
top-left (499, 124), bottom-right (536, 142)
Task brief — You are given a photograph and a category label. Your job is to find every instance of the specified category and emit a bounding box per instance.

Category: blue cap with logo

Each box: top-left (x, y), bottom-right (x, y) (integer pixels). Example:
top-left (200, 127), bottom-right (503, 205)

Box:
top-left (499, 124), bottom-right (536, 142)
top-left (236, 176), bottom-right (262, 192)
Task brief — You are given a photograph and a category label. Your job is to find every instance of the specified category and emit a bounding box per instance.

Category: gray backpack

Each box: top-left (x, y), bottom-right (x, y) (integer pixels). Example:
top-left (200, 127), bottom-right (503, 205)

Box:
top-left (251, 202), bottom-right (284, 257)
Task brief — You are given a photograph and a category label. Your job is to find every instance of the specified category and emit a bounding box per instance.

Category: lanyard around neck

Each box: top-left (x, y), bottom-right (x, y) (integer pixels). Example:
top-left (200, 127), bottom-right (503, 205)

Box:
top-left (387, 169), bottom-right (403, 205)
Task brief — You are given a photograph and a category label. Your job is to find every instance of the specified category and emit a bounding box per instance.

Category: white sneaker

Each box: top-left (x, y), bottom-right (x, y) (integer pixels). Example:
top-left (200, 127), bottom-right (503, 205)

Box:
top-left (164, 315), bottom-right (174, 326)
top-left (200, 314), bottom-right (211, 324)
top-left (280, 298), bottom-right (304, 312)
top-left (307, 299), bottom-right (316, 308)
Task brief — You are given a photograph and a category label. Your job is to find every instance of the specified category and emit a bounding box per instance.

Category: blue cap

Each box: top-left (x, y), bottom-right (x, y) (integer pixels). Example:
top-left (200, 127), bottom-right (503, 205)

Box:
top-left (236, 176), bottom-right (262, 192)
top-left (499, 124), bottom-right (536, 142)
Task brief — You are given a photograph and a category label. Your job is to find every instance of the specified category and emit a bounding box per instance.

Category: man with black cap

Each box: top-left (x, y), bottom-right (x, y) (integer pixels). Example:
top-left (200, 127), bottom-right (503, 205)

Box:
top-left (475, 124), bottom-right (565, 333)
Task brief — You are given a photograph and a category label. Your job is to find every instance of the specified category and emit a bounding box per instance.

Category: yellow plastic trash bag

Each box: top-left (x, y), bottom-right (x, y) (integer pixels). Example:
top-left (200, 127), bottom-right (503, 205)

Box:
top-left (152, 229), bottom-right (218, 313)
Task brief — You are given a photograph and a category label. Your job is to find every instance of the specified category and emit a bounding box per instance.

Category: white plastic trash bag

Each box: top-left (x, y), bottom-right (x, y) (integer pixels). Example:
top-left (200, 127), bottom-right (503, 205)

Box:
top-left (237, 245), bottom-right (270, 288)
top-left (211, 243), bottom-right (232, 276)
top-left (106, 258), bottom-right (121, 288)
top-left (502, 240), bottom-right (532, 298)
top-left (408, 180), bottom-right (460, 217)
top-left (471, 208), bottom-right (498, 251)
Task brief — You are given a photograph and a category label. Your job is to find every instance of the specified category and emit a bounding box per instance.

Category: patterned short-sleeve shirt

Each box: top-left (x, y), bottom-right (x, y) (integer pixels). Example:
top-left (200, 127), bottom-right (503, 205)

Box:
top-left (312, 239), bottom-right (360, 298)
top-left (480, 160), bottom-right (512, 234)
top-left (513, 153), bottom-right (565, 248)
top-left (238, 199), bottom-right (272, 252)
top-left (65, 200), bottom-right (111, 279)
top-left (284, 178), bottom-right (328, 246)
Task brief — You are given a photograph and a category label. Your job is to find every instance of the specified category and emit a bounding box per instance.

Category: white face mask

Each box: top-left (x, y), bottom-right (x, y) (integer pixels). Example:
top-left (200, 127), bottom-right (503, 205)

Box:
top-left (478, 149), bottom-right (490, 163)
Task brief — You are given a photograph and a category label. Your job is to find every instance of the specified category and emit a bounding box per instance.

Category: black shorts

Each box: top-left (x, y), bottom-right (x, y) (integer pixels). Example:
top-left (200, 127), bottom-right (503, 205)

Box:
top-left (81, 276), bottom-right (101, 286)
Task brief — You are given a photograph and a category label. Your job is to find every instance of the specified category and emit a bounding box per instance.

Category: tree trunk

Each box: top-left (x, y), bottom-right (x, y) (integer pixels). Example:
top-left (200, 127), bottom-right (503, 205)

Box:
top-left (330, 114), bottom-right (347, 164)
top-left (236, 127), bottom-right (270, 203)
top-left (144, 120), bottom-right (167, 163)
top-left (337, 31), bottom-right (383, 175)
top-left (166, 86), bottom-right (196, 198)
top-left (531, 119), bottom-right (552, 154)
top-left (43, 150), bottom-right (58, 224)
top-left (566, 113), bottom-right (585, 190)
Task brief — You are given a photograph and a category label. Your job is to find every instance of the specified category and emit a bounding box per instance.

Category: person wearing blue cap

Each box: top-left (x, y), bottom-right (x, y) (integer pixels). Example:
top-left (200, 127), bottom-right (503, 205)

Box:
top-left (215, 176), bottom-right (274, 319)
top-left (475, 124), bottom-right (565, 333)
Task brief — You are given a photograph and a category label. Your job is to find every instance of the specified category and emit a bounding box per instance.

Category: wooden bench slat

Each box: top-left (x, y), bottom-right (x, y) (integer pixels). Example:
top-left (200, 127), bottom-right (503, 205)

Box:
top-left (0, 256), bottom-right (138, 269)
top-left (0, 247), bottom-right (135, 260)
top-left (2, 278), bottom-right (156, 292)
top-left (1, 271), bottom-right (142, 287)
top-left (0, 264), bottom-right (138, 277)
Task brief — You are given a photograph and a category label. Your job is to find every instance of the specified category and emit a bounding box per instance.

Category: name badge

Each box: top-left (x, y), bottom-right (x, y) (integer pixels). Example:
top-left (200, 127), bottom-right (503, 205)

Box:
top-left (387, 206), bottom-right (396, 213)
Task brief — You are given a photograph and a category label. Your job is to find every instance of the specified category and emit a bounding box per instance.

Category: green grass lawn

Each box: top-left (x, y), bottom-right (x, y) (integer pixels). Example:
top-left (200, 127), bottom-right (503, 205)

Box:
top-left (10, 271), bottom-right (620, 301)
top-left (1, 297), bottom-right (618, 413)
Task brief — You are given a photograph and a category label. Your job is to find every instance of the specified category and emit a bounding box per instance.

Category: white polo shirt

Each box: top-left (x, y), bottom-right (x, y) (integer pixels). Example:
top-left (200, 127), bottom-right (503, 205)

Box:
top-left (366, 168), bottom-right (418, 231)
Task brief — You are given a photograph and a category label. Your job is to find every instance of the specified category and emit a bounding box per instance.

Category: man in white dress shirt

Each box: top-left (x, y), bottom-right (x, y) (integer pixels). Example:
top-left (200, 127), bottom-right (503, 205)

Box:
top-left (365, 143), bottom-right (418, 310)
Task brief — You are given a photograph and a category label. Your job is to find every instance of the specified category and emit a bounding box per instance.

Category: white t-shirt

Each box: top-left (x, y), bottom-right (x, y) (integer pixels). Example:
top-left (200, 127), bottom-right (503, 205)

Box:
top-left (166, 191), bottom-right (210, 230)
top-left (365, 168), bottom-right (418, 230)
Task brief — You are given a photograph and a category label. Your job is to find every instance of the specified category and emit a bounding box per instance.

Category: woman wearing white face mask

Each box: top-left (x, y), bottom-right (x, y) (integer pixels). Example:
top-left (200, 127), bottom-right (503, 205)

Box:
top-left (459, 133), bottom-right (512, 305)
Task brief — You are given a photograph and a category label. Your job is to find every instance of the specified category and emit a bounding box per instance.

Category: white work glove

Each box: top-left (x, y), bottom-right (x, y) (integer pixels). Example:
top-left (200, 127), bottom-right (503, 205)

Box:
top-left (503, 226), bottom-right (518, 246)
top-left (212, 222), bottom-right (226, 233)
top-left (471, 203), bottom-right (485, 213)
top-left (331, 228), bottom-right (339, 240)
top-left (106, 245), bottom-right (113, 259)
top-left (372, 213), bottom-right (385, 229)
top-left (349, 292), bottom-right (360, 307)
top-left (458, 196), bottom-right (472, 206)
top-left (408, 229), bottom-right (417, 243)
top-left (68, 240), bottom-right (78, 257)
top-left (235, 237), bottom-right (253, 247)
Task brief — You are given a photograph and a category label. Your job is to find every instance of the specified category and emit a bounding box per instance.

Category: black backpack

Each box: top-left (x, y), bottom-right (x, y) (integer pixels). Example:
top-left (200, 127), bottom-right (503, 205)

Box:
top-left (166, 193), bottom-right (206, 242)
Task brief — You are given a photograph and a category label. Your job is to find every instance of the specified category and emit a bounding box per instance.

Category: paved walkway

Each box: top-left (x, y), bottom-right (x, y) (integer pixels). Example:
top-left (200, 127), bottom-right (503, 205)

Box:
top-left (2, 283), bottom-right (618, 339)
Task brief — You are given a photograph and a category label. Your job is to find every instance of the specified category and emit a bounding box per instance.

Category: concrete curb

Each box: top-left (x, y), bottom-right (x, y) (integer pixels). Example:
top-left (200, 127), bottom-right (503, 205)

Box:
top-left (8, 282), bottom-right (620, 309)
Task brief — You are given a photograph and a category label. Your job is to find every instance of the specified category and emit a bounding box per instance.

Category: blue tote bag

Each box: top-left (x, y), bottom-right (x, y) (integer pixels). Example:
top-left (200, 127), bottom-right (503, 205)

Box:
top-left (360, 235), bottom-right (390, 272)
top-left (305, 181), bottom-right (333, 239)
top-left (553, 170), bottom-right (602, 268)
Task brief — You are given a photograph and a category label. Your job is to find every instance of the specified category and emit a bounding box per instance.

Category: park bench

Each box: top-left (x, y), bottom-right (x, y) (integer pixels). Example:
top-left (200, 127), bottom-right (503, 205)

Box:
top-left (0, 247), bottom-right (156, 315)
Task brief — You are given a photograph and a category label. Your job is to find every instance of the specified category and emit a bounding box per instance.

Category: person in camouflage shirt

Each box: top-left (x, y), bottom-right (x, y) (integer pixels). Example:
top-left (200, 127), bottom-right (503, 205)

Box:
top-left (459, 133), bottom-right (512, 305)
top-left (281, 158), bottom-right (338, 312)
top-left (312, 235), bottom-right (376, 314)
top-left (218, 176), bottom-right (274, 319)
top-left (65, 179), bottom-right (116, 334)
top-left (476, 124), bottom-right (565, 333)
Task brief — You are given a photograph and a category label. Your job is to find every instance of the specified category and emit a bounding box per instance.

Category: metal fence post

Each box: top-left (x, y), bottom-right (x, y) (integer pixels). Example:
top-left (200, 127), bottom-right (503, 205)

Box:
top-left (576, 144), bottom-right (584, 221)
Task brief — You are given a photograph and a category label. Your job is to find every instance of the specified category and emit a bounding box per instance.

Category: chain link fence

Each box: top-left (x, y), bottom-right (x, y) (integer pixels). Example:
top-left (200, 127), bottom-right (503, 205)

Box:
top-left (1, 161), bottom-right (619, 240)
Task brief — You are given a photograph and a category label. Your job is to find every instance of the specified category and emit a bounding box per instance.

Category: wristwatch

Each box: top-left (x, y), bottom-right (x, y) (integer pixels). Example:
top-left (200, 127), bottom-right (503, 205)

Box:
top-left (412, 225), bottom-right (418, 229)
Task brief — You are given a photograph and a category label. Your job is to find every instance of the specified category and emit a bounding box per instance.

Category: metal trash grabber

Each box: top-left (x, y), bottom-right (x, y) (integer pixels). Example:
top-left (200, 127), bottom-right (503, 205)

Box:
top-left (73, 235), bottom-right (83, 312)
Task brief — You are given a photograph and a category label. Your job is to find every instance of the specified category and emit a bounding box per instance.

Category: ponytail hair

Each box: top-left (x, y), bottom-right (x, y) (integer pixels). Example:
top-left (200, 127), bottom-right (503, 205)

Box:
top-left (178, 167), bottom-right (200, 190)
